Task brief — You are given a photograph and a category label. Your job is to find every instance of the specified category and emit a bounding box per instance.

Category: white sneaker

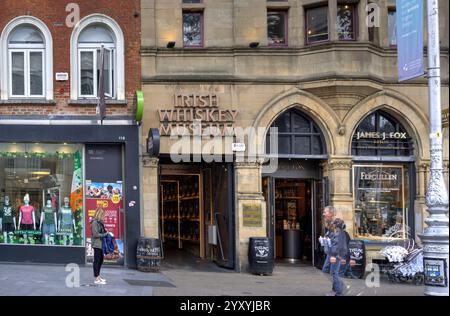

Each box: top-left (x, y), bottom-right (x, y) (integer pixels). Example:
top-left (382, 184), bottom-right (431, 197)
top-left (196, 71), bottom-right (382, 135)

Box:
top-left (94, 278), bottom-right (106, 285)
top-left (99, 276), bottom-right (107, 282)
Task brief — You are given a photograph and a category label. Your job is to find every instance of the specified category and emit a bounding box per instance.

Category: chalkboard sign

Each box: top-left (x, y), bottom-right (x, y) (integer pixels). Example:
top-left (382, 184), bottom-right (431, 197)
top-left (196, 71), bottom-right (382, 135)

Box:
top-left (136, 238), bottom-right (162, 272)
top-left (348, 240), bottom-right (366, 279)
top-left (248, 237), bottom-right (274, 275)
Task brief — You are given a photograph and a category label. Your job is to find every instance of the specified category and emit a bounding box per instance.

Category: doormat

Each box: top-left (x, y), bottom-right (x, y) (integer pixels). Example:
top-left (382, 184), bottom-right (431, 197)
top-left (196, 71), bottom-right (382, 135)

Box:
top-left (123, 279), bottom-right (176, 288)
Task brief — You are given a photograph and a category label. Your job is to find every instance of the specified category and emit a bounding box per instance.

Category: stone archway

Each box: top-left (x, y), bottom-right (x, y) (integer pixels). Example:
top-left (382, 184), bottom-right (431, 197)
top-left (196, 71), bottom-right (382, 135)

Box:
top-left (343, 89), bottom-right (429, 159)
top-left (252, 87), bottom-right (341, 157)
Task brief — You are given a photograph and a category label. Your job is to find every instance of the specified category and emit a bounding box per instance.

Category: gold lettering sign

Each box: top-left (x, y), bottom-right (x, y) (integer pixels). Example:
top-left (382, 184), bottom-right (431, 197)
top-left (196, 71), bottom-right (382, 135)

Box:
top-left (243, 204), bottom-right (262, 227)
top-left (158, 94), bottom-right (239, 136)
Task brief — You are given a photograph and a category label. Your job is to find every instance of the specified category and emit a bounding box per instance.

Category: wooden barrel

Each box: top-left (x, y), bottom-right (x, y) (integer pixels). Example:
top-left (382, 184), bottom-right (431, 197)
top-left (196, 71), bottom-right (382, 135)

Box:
top-left (136, 238), bottom-right (162, 272)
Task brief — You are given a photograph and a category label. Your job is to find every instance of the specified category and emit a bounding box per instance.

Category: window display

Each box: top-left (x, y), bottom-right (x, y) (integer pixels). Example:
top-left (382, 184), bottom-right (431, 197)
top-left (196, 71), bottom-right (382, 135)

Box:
top-left (0, 143), bottom-right (84, 246)
top-left (353, 165), bottom-right (408, 240)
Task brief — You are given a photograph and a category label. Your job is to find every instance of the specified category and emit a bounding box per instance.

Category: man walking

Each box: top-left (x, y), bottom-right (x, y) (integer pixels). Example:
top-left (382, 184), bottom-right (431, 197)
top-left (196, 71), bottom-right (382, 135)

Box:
top-left (321, 206), bottom-right (335, 274)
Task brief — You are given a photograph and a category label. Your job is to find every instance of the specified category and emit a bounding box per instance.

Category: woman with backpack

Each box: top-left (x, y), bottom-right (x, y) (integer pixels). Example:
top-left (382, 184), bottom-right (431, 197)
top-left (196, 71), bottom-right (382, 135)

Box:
top-left (91, 206), bottom-right (108, 285)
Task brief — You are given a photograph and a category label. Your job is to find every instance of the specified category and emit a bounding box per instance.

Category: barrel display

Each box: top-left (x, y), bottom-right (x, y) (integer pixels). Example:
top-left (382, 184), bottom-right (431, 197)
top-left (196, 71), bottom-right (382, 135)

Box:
top-left (136, 237), bottom-right (162, 272)
top-left (348, 240), bottom-right (366, 279)
top-left (248, 237), bottom-right (274, 275)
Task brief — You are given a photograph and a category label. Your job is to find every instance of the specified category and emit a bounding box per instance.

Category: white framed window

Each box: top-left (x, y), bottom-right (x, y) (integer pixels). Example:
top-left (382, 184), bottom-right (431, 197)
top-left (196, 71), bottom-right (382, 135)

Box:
top-left (1, 17), bottom-right (53, 100)
top-left (9, 49), bottom-right (45, 98)
top-left (71, 15), bottom-right (124, 101)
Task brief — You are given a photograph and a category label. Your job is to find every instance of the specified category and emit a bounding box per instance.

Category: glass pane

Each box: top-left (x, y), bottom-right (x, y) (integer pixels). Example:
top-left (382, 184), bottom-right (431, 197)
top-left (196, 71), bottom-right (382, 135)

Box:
top-left (80, 51), bottom-right (94, 96)
top-left (312, 136), bottom-right (323, 154)
top-left (0, 143), bottom-right (85, 246)
top-left (307, 6), bottom-right (328, 43)
top-left (292, 112), bottom-right (310, 133)
top-left (183, 0), bottom-right (202, 2)
top-left (30, 51), bottom-right (43, 96)
top-left (9, 25), bottom-right (44, 44)
top-left (354, 166), bottom-right (406, 240)
top-left (268, 11), bottom-right (286, 46)
top-left (379, 115), bottom-right (396, 133)
top-left (183, 13), bottom-right (203, 47)
top-left (388, 11), bottom-right (397, 46)
top-left (337, 5), bottom-right (354, 40)
top-left (273, 112), bottom-right (290, 133)
top-left (294, 136), bottom-right (311, 155)
top-left (11, 52), bottom-right (25, 95)
top-left (278, 135), bottom-right (291, 155)
top-left (79, 25), bottom-right (114, 43)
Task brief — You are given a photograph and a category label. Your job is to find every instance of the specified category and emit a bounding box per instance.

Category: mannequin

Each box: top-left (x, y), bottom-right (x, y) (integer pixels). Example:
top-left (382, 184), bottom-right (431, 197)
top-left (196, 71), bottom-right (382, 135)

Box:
top-left (1, 196), bottom-right (16, 244)
top-left (18, 194), bottom-right (36, 231)
top-left (40, 200), bottom-right (57, 245)
top-left (58, 197), bottom-right (76, 245)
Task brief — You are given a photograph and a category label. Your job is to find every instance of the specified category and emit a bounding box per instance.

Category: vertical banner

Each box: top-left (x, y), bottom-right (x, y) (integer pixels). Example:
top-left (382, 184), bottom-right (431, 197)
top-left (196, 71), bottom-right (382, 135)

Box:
top-left (396, 0), bottom-right (424, 81)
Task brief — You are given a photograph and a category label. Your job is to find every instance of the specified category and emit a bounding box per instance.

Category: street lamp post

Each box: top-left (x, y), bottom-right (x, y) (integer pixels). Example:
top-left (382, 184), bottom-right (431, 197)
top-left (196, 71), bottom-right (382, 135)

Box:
top-left (419, 0), bottom-right (449, 296)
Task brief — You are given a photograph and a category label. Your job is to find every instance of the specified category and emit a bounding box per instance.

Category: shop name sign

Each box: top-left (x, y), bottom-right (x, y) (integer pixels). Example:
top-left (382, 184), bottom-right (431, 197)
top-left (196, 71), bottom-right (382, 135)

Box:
top-left (158, 94), bottom-right (239, 136)
top-left (360, 171), bottom-right (398, 181)
top-left (356, 131), bottom-right (407, 140)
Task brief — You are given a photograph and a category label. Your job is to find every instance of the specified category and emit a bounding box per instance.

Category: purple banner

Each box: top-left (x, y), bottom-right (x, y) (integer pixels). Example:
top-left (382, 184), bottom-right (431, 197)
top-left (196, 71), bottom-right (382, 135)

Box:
top-left (396, 0), bottom-right (424, 82)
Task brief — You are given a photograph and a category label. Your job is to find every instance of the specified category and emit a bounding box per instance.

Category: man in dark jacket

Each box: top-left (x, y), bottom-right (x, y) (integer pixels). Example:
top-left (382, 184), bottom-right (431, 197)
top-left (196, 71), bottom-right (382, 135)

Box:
top-left (327, 218), bottom-right (348, 296)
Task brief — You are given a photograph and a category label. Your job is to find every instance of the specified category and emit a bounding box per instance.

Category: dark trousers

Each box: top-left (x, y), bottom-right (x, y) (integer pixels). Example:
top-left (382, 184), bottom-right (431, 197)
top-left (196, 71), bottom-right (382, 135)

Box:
top-left (93, 248), bottom-right (104, 278)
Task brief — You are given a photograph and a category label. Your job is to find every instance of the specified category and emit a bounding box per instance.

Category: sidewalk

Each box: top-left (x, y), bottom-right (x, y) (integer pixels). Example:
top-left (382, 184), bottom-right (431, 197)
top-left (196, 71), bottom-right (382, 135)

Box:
top-left (0, 261), bottom-right (423, 296)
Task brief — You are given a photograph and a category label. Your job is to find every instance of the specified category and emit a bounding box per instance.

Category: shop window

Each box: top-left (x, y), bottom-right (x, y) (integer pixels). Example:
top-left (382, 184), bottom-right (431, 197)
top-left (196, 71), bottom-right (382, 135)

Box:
top-left (337, 4), bottom-right (356, 40)
top-left (352, 110), bottom-right (414, 157)
top-left (353, 165), bottom-right (410, 240)
top-left (0, 143), bottom-right (84, 246)
top-left (183, 12), bottom-right (204, 48)
top-left (388, 9), bottom-right (397, 46)
top-left (7, 25), bottom-right (45, 98)
top-left (78, 25), bottom-right (115, 98)
top-left (306, 6), bottom-right (329, 44)
top-left (267, 10), bottom-right (288, 47)
top-left (266, 109), bottom-right (326, 157)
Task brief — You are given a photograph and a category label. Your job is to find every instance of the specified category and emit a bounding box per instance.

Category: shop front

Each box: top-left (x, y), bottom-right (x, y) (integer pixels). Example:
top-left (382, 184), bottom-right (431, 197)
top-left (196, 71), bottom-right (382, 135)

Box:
top-left (350, 110), bottom-right (416, 251)
top-left (262, 108), bottom-right (328, 265)
top-left (0, 124), bottom-right (140, 268)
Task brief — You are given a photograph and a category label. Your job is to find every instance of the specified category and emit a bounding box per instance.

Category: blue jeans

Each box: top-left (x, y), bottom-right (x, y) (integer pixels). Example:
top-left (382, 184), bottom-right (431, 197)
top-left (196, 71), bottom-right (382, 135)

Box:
top-left (322, 254), bottom-right (331, 274)
top-left (330, 260), bottom-right (344, 295)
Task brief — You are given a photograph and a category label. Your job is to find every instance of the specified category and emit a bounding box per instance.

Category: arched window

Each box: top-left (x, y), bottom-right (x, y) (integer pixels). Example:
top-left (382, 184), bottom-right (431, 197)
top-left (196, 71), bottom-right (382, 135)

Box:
top-left (77, 25), bottom-right (115, 98)
top-left (71, 15), bottom-right (124, 100)
top-left (266, 109), bottom-right (326, 157)
top-left (352, 110), bottom-right (414, 157)
top-left (1, 17), bottom-right (53, 100)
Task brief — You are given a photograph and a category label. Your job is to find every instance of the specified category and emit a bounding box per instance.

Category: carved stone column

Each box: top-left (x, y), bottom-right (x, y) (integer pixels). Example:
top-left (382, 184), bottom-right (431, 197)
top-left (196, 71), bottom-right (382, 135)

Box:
top-left (327, 156), bottom-right (354, 236)
top-left (142, 156), bottom-right (159, 238)
top-left (234, 160), bottom-right (267, 273)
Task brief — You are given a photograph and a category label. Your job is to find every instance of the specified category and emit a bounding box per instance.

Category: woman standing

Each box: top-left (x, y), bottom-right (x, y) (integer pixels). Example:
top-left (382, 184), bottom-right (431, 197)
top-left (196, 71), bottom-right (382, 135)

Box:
top-left (91, 207), bottom-right (108, 285)
top-left (327, 218), bottom-right (349, 296)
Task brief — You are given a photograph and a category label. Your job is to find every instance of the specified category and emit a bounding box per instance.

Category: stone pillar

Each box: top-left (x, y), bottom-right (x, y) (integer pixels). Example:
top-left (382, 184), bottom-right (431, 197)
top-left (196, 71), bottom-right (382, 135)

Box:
top-left (326, 156), bottom-right (354, 236)
top-left (379, 0), bottom-right (390, 48)
top-left (234, 161), bottom-right (267, 273)
top-left (328, 0), bottom-right (338, 41)
top-left (358, 0), bottom-right (369, 41)
top-left (142, 156), bottom-right (159, 238)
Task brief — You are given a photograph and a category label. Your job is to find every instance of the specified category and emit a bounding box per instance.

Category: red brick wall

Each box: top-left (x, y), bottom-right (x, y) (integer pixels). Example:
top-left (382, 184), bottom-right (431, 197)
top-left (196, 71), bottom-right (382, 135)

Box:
top-left (0, 0), bottom-right (141, 117)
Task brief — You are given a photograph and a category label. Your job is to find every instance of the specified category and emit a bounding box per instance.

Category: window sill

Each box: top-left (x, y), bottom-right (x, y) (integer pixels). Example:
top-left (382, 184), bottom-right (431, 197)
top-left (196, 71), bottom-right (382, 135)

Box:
top-left (68, 99), bottom-right (128, 106)
top-left (0, 99), bottom-right (56, 105)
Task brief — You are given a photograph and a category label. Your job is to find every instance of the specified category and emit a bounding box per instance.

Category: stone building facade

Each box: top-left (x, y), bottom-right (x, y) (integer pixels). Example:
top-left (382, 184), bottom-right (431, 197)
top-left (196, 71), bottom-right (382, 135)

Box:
top-left (140, 0), bottom-right (449, 271)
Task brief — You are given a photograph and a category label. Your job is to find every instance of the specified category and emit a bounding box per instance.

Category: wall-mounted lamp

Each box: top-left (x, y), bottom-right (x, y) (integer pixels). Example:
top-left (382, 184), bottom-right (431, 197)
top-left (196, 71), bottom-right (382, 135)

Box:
top-left (249, 42), bottom-right (259, 48)
top-left (167, 41), bottom-right (176, 48)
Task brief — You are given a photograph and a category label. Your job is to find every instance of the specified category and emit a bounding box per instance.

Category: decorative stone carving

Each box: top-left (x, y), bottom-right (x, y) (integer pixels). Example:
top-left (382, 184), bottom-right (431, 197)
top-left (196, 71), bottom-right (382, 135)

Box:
top-left (327, 159), bottom-right (353, 171)
top-left (142, 156), bottom-right (159, 168)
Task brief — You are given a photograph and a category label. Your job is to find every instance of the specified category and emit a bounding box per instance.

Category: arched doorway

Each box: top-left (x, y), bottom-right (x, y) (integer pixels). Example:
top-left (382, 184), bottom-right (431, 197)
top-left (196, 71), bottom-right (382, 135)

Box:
top-left (262, 108), bottom-right (328, 265)
top-left (351, 110), bottom-right (416, 242)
